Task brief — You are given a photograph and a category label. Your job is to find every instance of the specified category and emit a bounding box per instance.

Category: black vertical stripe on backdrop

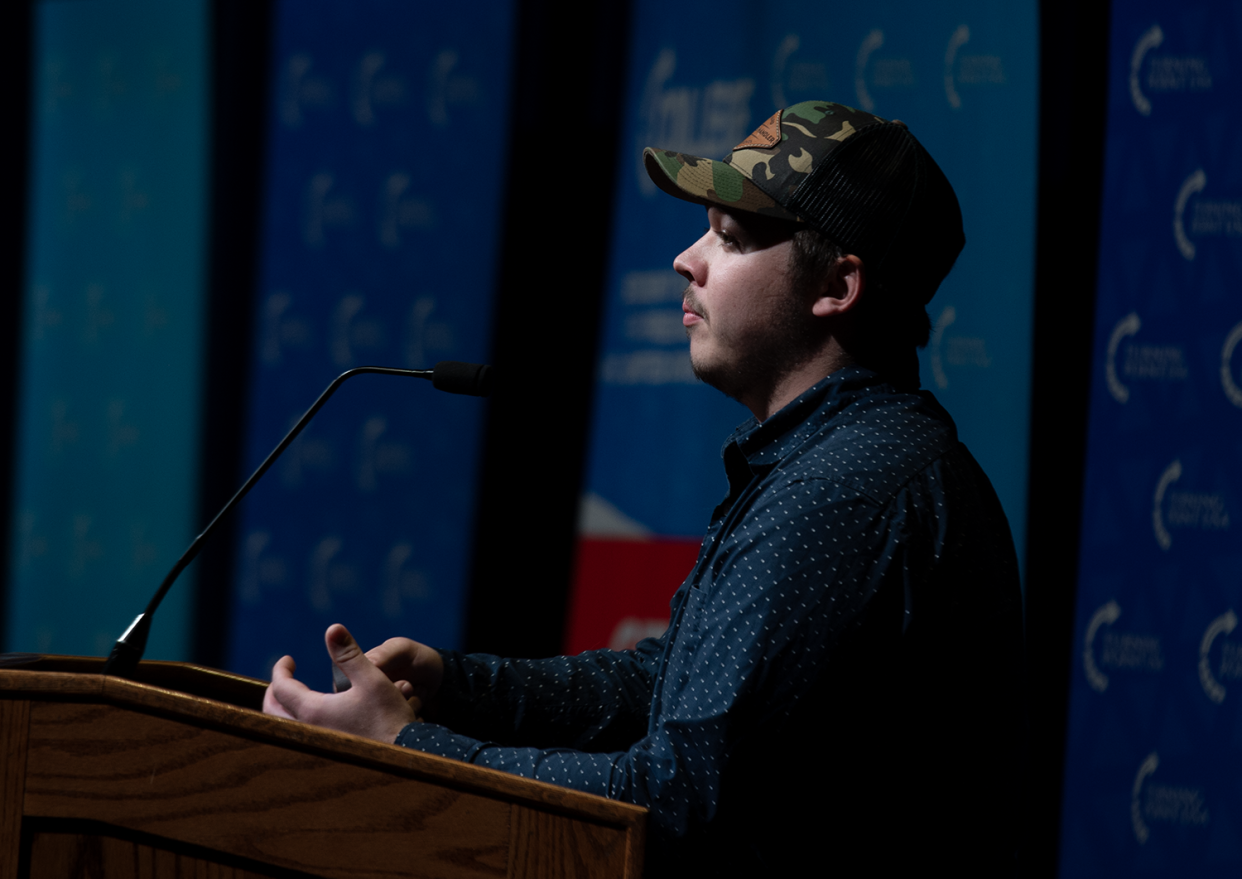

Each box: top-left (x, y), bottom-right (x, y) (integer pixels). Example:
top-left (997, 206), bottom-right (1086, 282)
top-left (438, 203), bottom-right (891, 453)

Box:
top-left (0, 1), bottom-right (34, 651)
top-left (464, 0), bottom-right (633, 658)
top-left (191, 0), bottom-right (275, 668)
top-left (1022, 0), bottom-right (1112, 874)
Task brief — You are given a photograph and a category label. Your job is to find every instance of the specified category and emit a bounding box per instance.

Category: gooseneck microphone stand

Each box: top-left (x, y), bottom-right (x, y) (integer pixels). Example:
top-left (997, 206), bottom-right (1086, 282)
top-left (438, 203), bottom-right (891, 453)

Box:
top-left (101, 361), bottom-right (493, 678)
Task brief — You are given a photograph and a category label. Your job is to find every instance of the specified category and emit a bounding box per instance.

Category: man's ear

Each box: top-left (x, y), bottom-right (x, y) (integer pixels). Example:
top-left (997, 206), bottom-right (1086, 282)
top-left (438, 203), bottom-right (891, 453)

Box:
top-left (811, 255), bottom-right (864, 318)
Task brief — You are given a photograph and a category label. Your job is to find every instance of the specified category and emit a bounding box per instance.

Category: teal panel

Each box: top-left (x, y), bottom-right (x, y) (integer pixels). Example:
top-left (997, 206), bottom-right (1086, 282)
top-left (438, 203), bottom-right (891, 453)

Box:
top-left (6, 0), bottom-right (211, 659)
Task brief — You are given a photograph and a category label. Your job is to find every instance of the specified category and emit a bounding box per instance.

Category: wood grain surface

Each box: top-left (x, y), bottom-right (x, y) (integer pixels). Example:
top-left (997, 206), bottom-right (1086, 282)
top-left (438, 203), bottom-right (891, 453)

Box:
top-left (25, 701), bottom-right (511, 879)
top-left (2, 668), bottom-right (646, 879)
top-left (509, 805), bottom-right (636, 879)
top-left (28, 831), bottom-right (281, 879)
top-left (0, 699), bottom-right (30, 879)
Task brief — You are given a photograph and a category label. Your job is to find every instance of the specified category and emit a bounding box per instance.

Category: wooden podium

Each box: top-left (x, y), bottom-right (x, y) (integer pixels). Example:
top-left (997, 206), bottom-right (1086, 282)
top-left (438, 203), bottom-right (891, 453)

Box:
top-left (0, 656), bottom-right (645, 879)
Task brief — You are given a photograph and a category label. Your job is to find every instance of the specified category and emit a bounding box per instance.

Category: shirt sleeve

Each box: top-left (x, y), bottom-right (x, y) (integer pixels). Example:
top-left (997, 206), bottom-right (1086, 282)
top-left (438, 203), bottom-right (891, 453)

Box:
top-left (395, 475), bottom-right (919, 845)
top-left (422, 637), bottom-right (662, 752)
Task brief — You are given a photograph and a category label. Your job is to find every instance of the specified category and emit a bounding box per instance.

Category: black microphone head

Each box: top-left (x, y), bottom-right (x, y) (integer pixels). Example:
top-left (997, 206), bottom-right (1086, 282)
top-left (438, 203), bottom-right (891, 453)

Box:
top-left (431, 361), bottom-right (493, 396)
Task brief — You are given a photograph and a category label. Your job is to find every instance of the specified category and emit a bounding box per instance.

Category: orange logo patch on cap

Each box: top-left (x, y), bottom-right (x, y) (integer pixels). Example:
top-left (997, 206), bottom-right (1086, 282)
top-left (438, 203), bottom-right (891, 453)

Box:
top-left (733, 110), bottom-right (782, 151)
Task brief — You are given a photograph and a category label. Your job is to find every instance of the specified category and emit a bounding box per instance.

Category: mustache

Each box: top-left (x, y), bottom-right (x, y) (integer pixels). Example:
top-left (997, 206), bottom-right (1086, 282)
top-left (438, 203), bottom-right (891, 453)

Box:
top-left (682, 286), bottom-right (705, 320)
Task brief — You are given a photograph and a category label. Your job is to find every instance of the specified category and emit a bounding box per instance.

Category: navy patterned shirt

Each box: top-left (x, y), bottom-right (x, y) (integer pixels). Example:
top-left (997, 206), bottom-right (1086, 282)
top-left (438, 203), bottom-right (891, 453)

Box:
top-left (396, 366), bottom-right (1023, 875)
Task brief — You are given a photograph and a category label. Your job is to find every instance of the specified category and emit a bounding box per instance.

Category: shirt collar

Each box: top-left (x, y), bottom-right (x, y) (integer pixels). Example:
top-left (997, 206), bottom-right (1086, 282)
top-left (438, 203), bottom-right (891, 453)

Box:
top-left (722, 366), bottom-right (889, 470)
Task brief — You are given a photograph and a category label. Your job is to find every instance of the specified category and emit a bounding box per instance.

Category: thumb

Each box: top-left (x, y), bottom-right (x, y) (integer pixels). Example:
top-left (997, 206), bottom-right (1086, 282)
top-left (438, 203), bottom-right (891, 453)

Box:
top-left (325, 623), bottom-right (373, 686)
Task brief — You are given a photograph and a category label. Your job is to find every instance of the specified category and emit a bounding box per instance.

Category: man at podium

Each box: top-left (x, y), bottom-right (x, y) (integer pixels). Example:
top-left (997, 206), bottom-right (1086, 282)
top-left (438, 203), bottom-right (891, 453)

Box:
top-left (265, 101), bottom-right (1024, 876)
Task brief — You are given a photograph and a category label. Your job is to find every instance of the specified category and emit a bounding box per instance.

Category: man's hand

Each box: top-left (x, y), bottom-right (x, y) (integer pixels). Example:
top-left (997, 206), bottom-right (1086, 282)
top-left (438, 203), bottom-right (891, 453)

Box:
top-left (262, 624), bottom-right (418, 743)
top-left (365, 635), bottom-right (445, 718)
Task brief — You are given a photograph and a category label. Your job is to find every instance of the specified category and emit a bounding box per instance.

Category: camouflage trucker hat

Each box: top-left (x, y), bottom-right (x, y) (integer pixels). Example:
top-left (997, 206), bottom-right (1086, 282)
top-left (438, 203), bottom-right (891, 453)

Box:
top-left (643, 100), bottom-right (964, 305)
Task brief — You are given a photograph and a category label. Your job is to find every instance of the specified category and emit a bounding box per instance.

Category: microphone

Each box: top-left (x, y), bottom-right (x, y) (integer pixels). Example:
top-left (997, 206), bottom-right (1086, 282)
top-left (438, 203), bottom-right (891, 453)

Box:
top-left (101, 361), bottom-right (492, 678)
top-left (431, 360), bottom-right (492, 396)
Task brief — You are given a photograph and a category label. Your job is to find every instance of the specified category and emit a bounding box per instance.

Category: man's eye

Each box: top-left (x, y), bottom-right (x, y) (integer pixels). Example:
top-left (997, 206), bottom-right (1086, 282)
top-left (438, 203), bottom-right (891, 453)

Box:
top-left (715, 230), bottom-right (739, 249)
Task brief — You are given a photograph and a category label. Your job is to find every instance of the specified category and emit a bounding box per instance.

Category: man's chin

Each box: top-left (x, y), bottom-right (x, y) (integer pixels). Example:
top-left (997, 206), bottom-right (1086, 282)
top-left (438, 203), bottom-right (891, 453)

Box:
top-left (690, 352), bottom-right (745, 402)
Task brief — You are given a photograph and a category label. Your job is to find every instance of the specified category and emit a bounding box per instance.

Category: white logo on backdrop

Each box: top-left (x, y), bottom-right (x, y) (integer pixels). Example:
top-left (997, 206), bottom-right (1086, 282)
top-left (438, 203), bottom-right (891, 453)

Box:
top-left (1105, 312), bottom-right (1188, 403)
top-left (352, 51), bottom-right (407, 126)
top-left (1200, 609), bottom-right (1237, 703)
top-left (128, 523), bottom-right (158, 573)
top-left (1083, 599), bottom-right (1121, 692)
top-left (1174, 170), bottom-right (1242, 260)
top-left (1174, 169), bottom-right (1206, 260)
top-left (356, 416), bottom-right (411, 493)
top-left (1153, 459), bottom-right (1181, 550)
top-left (330, 294), bottom-right (385, 367)
top-left (354, 52), bottom-right (386, 126)
top-left (930, 305), bottom-right (955, 388)
top-left (260, 292), bottom-right (312, 365)
top-left (1083, 599), bottom-right (1163, 692)
top-left (331, 294), bottom-right (364, 366)
top-left (118, 168), bottom-right (150, 224)
top-left (854, 29), bottom-right (914, 113)
top-left (15, 511), bottom-right (47, 570)
top-left (404, 296), bottom-right (454, 368)
top-left (105, 400), bottom-right (139, 456)
top-left (772, 34), bottom-right (798, 108)
top-left (1130, 24), bottom-right (1163, 116)
top-left (426, 49), bottom-right (479, 127)
top-left (30, 285), bottom-right (62, 340)
top-left (636, 49), bottom-right (755, 195)
top-left (1132, 752), bottom-right (1159, 844)
top-left (1153, 458), bottom-right (1230, 550)
top-left (83, 282), bottom-right (114, 342)
top-left (282, 54), bottom-right (336, 128)
top-left (68, 513), bottom-right (102, 577)
top-left (944, 25), bottom-right (969, 109)
top-left (382, 541), bottom-right (430, 618)
top-left (943, 23), bottom-right (1005, 110)
top-left (379, 173), bottom-right (435, 247)
top-left (1131, 752), bottom-right (1209, 844)
top-left (279, 420), bottom-right (335, 488)
top-left (357, 417), bottom-right (387, 493)
top-left (1106, 312), bottom-right (1141, 403)
top-left (1222, 321), bottom-right (1242, 408)
top-left (355, 417), bottom-right (411, 492)
top-left (855, 29), bottom-right (884, 112)
top-left (304, 174), bottom-right (356, 247)
top-left (50, 399), bottom-right (80, 453)
top-left (238, 531), bottom-right (288, 604)
top-left (308, 536), bottom-right (358, 612)
top-left (928, 305), bottom-right (990, 390)
top-left (1130, 22), bottom-right (1213, 115)
top-left (771, 34), bottom-right (829, 110)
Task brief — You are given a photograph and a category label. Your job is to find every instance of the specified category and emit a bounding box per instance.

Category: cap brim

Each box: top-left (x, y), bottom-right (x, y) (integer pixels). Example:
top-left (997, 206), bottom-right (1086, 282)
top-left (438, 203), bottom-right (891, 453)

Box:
top-left (643, 148), bottom-right (800, 221)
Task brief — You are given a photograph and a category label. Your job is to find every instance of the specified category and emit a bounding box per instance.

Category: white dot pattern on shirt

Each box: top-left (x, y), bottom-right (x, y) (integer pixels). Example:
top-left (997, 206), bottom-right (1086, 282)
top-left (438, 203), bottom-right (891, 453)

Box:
top-left (395, 367), bottom-right (1018, 853)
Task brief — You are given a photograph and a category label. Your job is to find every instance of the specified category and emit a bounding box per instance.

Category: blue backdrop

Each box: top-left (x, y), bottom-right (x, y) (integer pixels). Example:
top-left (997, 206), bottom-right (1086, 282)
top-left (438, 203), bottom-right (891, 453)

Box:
top-left (224, 0), bottom-right (514, 681)
top-left (5, 0), bottom-right (210, 660)
top-left (1058, 2), bottom-right (1242, 874)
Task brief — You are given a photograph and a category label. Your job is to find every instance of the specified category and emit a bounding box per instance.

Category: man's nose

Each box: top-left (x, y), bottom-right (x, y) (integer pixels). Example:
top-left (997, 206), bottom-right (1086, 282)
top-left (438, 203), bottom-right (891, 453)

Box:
top-left (673, 236), bottom-right (706, 285)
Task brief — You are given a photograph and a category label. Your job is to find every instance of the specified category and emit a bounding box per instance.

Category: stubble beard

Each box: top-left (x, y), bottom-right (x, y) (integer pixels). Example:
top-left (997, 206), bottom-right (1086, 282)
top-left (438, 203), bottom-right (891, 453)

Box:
top-left (684, 284), bottom-right (824, 408)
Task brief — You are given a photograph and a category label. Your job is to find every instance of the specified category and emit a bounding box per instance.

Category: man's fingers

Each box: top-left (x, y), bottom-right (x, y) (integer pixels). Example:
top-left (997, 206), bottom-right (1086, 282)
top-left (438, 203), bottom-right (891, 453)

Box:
top-left (271, 655), bottom-right (297, 681)
top-left (264, 656), bottom-right (298, 717)
top-left (267, 656), bottom-right (321, 721)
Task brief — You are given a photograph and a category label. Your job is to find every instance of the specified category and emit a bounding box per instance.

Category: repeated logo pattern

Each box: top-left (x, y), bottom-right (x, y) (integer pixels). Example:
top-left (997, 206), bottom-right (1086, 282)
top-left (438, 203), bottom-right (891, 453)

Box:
top-left (1059, 4), bottom-right (1241, 874)
top-left (5, 0), bottom-right (211, 659)
top-left (224, 0), bottom-right (513, 678)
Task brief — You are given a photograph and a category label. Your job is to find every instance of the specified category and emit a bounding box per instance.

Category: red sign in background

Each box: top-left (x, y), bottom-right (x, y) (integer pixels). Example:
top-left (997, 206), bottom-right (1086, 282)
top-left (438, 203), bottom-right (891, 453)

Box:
top-left (565, 538), bottom-right (701, 653)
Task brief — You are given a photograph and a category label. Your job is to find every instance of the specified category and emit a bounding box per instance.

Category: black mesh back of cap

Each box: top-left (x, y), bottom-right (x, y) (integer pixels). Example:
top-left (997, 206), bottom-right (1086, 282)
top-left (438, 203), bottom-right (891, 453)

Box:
top-left (787, 124), bottom-right (964, 304)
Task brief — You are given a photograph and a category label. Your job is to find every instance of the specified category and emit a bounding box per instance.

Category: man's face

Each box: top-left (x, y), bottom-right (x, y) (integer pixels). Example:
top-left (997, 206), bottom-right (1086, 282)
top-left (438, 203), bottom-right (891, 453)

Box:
top-left (675, 206), bottom-right (819, 408)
